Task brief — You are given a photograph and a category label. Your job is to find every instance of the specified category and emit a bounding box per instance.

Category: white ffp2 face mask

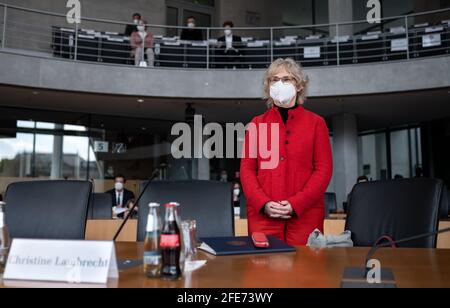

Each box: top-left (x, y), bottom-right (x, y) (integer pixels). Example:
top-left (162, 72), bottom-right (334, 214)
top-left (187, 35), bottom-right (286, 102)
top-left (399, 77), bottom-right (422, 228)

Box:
top-left (224, 29), bottom-right (232, 36)
top-left (115, 182), bottom-right (124, 191)
top-left (270, 81), bottom-right (297, 105)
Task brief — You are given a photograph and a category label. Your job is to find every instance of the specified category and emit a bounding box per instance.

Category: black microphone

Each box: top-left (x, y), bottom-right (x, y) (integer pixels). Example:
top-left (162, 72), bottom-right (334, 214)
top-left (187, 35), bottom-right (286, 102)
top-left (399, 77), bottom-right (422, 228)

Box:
top-left (365, 227), bottom-right (450, 275)
top-left (113, 169), bottom-right (160, 241)
top-left (342, 227), bottom-right (450, 288)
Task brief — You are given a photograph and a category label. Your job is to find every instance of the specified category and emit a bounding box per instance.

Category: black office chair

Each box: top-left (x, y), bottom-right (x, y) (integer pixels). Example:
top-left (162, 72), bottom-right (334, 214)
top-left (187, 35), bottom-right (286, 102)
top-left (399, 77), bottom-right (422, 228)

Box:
top-left (239, 193), bottom-right (248, 219)
top-left (446, 189), bottom-right (450, 217)
top-left (346, 178), bottom-right (445, 248)
top-left (4, 180), bottom-right (92, 240)
top-left (137, 181), bottom-right (234, 242)
top-left (88, 193), bottom-right (113, 220)
top-left (324, 192), bottom-right (338, 218)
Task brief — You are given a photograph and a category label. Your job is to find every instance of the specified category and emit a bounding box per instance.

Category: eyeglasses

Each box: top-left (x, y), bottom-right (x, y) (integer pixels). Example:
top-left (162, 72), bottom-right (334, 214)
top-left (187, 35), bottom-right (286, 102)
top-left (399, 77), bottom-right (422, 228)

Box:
top-left (269, 77), bottom-right (295, 85)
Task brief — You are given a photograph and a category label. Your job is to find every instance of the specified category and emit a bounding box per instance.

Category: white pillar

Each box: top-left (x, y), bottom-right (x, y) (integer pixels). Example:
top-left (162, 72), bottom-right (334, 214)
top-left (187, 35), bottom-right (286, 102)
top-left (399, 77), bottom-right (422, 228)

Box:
top-left (328, 0), bottom-right (354, 36)
top-left (195, 116), bottom-right (210, 180)
top-left (50, 124), bottom-right (63, 179)
top-left (74, 152), bottom-right (80, 179)
top-left (332, 113), bottom-right (358, 209)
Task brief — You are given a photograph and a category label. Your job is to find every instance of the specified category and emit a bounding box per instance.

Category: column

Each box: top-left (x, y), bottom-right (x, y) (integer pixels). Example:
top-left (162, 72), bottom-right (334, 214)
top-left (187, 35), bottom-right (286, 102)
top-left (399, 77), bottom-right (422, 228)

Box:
top-left (328, 0), bottom-right (354, 36)
top-left (50, 124), bottom-right (64, 179)
top-left (332, 113), bottom-right (358, 209)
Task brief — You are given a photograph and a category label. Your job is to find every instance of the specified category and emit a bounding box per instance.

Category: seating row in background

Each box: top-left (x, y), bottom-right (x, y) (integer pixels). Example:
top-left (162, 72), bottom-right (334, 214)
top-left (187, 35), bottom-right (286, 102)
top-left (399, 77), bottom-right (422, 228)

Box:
top-left (4, 178), bottom-right (450, 248)
top-left (51, 21), bottom-right (450, 69)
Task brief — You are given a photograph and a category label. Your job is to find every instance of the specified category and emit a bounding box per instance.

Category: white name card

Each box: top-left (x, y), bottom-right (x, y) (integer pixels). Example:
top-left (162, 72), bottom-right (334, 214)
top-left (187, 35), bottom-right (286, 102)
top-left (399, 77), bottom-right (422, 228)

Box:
top-left (391, 38), bottom-right (408, 52)
top-left (422, 34), bottom-right (442, 48)
top-left (3, 239), bottom-right (118, 285)
top-left (304, 46), bottom-right (321, 59)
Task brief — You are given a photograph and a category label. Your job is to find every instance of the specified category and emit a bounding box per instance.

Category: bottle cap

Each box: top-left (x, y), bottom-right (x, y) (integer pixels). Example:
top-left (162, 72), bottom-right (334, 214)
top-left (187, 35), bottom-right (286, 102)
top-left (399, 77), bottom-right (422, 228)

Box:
top-left (165, 202), bottom-right (178, 208)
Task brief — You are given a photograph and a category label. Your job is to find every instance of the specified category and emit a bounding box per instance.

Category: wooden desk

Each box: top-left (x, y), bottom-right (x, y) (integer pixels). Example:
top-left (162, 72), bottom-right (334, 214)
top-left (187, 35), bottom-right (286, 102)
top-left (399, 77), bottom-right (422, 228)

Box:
top-left (3, 243), bottom-right (450, 288)
top-left (85, 220), bottom-right (137, 242)
top-left (324, 219), bottom-right (450, 249)
top-left (85, 218), bottom-right (248, 242)
top-left (85, 219), bottom-right (450, 249)
top-left (329, 213), bottom-right (347, 220)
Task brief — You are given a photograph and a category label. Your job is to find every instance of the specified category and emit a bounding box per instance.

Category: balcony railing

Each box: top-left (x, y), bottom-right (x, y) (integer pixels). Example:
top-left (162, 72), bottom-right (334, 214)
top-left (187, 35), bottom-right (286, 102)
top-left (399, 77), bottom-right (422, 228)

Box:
top-left (0, 3), bottom-right (449, 70)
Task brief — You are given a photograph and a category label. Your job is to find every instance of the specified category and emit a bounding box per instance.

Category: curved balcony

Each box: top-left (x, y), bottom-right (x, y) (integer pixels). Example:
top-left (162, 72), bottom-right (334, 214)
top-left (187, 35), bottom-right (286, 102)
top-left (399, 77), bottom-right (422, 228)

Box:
top-left (0, 4), bottom-right (449, 99)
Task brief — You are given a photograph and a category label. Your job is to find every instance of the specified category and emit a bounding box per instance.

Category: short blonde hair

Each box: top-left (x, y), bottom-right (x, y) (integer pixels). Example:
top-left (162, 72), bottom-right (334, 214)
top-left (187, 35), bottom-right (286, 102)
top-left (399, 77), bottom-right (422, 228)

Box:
top-left (263, 58), bottom-right (309, 108)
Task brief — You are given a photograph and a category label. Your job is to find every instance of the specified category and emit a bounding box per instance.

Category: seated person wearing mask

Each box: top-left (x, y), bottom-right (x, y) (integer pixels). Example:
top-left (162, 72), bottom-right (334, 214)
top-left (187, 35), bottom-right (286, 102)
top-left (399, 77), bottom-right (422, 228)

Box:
top-left (106, 174), bottom-right (135, 219)
top-left (125, 13), bottom-right (141, 36)
top-left (233, 182), bottom-right (242, 208)
top-left (180, 16), bottom-right (204, 41)
top-left (130, 20), bottom-right (155, 67)
top-left (218, 21), bottom-right (243, 68)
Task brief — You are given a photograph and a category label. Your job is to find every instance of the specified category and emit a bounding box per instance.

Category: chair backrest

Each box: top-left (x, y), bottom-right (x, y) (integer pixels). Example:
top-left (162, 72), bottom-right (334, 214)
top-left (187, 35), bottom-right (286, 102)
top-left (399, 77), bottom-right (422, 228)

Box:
top-left (240, 193), bottom-right (248, 219)
top-left (4, 180), bottom-right (92, 240)
top-left (345, 178), bottom-right (444, 248)
top-left (445, 189), bottom-right (450, 218)
top-left (89, 193), bottom-right (113, 220)
top-left (137, 181), bottom-right (234, 242)
top-left (324, 192), bottom-right (337, 218)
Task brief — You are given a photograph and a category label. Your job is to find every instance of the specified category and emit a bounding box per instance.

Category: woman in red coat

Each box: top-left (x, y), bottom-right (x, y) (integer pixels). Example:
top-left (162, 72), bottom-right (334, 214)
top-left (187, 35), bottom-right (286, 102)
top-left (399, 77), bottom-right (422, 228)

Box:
top-left (240, 58), bottom-right (333, 246)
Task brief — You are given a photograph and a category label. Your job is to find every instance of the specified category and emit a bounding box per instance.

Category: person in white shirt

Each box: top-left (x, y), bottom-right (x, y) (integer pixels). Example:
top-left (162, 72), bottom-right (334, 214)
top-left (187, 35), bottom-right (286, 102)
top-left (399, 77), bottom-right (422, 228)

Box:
top-left (217, 21), bottom-right (243, 69)
top-left (106, 174), bottom-right (136, 219)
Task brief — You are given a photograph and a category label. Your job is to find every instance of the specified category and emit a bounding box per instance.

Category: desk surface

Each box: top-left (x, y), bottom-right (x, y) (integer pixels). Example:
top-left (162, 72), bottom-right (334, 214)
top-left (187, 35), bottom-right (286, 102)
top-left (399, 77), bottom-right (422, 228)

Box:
top-left (2, 243), bottom-right (450, 288)
top-left (118, 244), bottom-right (450, 288)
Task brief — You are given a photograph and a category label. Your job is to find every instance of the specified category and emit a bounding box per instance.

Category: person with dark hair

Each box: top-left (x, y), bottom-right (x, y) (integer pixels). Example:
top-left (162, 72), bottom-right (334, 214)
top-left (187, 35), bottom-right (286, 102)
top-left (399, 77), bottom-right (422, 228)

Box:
top-left (217, 20), bottom-right (243, 68)
top-left (415, 166), bottom-right (424, 178)
top-left (130, 20), bottom-right (155, 67)
top-left (106, 174), bottom-right (135, 219)
top-left (357, 175), bottom-right (369, 183)
top-left (233, 182), bottom-right (242, 208)
top-left (180, 16), bottom-right (204, 41)
top-left (125, 13), bottom-right (142, 36)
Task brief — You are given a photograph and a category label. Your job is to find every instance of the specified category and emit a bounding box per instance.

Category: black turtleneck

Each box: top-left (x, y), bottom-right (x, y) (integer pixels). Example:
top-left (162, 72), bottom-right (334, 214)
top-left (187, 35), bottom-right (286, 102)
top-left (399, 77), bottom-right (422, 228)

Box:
top-left (278, 104), bottom-right (298, 124)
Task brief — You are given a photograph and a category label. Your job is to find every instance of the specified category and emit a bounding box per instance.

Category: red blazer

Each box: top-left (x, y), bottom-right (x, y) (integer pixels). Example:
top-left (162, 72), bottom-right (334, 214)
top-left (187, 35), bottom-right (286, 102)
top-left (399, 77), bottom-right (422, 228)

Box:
top-left (240, 105), bottom-right (333, 246)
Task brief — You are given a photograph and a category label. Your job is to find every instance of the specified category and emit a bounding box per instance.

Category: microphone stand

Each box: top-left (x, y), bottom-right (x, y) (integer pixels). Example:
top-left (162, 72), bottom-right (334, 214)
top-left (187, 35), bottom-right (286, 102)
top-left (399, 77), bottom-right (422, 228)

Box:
top-left (113, 169), bottom-right (160, 241)
top-left (342, 227), bottom-right (450, 288)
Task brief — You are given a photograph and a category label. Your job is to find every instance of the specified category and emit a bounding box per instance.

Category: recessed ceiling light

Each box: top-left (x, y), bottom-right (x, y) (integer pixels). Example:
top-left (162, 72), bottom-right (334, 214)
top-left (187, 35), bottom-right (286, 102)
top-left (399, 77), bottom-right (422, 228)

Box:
top-left (137, 99), bottom-right (144, 103)
top-left (32, 91), bottom-right (39, 95)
